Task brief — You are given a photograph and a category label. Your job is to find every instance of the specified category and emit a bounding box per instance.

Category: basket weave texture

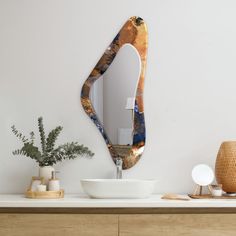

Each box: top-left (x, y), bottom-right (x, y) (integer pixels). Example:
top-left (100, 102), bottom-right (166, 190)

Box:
top-left (215, 141), bottom-right (236, 192)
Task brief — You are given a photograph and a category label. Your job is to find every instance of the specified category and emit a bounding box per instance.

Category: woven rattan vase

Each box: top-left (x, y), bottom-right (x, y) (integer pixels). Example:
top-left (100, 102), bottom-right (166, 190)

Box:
top-left (215, 141), bottom-right (236, 193)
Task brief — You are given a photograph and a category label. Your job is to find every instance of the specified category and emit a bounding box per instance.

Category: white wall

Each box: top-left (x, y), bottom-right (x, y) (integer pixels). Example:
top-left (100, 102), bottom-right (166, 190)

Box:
top-left (1, 0), bottom-right (236, 194)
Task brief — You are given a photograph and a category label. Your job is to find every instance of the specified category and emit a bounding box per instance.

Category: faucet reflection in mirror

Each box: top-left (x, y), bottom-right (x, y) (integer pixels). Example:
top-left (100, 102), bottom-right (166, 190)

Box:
top-left (81, 16), bottom-right (148, 169)
top-left (125, 97), bottom-right (135, 145)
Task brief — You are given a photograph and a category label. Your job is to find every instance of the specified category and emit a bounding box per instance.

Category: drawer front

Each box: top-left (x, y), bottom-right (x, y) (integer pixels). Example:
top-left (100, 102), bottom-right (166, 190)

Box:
top-left (0, 214), bottom-right (118, 236)
top-left (119, 214), bottom-right (236, 236)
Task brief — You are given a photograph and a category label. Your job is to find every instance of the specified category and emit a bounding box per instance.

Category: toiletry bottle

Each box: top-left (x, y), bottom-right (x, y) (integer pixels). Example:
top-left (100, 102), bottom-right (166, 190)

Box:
top-left (48, 171), bottom-right (60, 191)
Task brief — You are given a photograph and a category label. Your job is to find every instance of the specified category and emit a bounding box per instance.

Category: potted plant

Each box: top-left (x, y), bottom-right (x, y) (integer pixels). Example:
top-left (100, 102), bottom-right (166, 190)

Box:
top-left (11, 117), bottom-right (94, 183)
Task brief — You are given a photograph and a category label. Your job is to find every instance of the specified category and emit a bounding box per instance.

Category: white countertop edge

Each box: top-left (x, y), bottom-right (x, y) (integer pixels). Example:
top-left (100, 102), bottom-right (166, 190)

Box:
top-left (0, 194), bottom-right (235, 208)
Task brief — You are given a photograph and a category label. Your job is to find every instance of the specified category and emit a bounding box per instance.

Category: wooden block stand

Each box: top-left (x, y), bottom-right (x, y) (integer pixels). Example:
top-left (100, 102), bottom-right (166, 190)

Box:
top-left (189, 194), bottom-right (236, 199)
top-left (25, 189), bottom-right (64, 199)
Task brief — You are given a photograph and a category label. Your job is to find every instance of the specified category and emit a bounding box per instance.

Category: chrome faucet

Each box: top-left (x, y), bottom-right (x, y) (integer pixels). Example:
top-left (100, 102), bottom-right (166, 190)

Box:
top-left (115, 157), bottom-right (123, 179)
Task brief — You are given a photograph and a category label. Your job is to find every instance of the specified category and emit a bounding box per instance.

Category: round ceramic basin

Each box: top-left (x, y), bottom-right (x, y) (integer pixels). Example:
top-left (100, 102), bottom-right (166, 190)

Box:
top-left (81, 179), bottom-right (156, 199)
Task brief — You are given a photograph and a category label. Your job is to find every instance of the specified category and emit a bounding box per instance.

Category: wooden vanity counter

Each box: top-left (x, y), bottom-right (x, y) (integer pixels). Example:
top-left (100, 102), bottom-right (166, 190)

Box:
top-left (0, 194), bottom-right (236, 236)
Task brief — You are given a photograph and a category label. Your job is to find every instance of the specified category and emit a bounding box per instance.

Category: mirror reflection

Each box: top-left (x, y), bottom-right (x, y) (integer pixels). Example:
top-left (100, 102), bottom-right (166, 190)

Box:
top-left (90, 44), bottom-right (141, 151)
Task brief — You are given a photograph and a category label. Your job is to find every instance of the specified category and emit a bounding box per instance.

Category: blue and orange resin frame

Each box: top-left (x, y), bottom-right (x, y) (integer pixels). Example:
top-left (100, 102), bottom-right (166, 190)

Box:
top-left (81, 16), bottom-right (148, 169)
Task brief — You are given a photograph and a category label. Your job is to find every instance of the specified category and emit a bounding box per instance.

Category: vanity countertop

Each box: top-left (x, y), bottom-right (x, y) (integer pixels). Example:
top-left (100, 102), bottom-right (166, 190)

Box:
top-left (0, 194), bottom-right (235, 208)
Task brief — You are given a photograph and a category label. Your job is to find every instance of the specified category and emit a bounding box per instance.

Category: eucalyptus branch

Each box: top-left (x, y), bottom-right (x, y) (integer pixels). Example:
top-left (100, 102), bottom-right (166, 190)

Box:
top-left (46, 126), bottom-right (63, 153)
top-left (12, 149), bottom-right (26, 156)
top-left (30, 131), bottom-right (35, 144)
top-left (53, 142), bottom-right (94, 161)
top-left (11, 125), bottom-right (29, 143)
top-left (38, 117), bottom-right (46, 156)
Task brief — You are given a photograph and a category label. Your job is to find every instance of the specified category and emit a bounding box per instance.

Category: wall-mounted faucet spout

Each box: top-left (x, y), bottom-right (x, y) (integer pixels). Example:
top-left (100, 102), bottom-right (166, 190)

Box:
top-left (115, 157), bottom-right (123, 179)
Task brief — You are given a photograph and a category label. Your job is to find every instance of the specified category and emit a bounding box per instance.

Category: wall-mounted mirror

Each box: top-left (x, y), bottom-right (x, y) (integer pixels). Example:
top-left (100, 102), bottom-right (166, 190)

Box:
top-left (81, 16), bottom-right (148, 169)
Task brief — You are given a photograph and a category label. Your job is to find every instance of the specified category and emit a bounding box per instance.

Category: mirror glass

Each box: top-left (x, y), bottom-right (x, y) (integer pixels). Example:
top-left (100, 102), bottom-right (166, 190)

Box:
top-left (81, 16), bottom-right (148, 169)
top-left (90, 44), bottom-right (141, 147)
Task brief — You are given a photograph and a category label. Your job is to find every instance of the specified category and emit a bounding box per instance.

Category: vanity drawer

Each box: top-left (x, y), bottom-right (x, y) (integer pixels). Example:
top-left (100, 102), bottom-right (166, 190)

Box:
top-left (1, 213), bottom-right (236, 236)
top-left (119, 214), bottom-right (236, 236)
top-left (0, 214), bottom-right (118, 236)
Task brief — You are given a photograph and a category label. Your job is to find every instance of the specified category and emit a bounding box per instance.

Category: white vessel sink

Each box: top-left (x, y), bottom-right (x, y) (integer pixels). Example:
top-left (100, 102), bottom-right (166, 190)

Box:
top-left (81, 179), bottom-right (156, 199)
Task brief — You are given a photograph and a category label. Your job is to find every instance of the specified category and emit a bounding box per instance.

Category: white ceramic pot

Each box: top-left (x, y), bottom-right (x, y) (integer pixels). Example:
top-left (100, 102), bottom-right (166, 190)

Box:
top-left (39, 166), bottom-right (55, 185)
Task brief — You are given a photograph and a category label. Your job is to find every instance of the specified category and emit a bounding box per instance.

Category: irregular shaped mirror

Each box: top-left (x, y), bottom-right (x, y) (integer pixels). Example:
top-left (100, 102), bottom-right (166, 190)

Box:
top-left (81, 16), bottom-right (148, 169)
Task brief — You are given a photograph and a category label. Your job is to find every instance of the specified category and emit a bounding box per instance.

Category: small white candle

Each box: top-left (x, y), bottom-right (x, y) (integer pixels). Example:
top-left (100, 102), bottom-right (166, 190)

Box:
top-left (211, 189), bottom-right (222, 197)
top-left (37, 184), bottom-right (47, 192)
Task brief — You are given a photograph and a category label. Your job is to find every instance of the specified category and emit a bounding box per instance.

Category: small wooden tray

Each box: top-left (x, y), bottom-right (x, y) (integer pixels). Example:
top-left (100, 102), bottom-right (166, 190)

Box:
top-left (189, 194), bottom-right (236, 199)
top-left (25, 189), bottom-right (64, 199)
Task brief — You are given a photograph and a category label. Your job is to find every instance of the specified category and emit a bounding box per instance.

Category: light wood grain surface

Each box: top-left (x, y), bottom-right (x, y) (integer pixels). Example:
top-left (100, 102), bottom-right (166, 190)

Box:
top-left (120, 214), bottom-right (236, 236)
top-left (0, 214), bottom-right (118, 236)
top-left (1, 213), bottom-right (236, 236)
